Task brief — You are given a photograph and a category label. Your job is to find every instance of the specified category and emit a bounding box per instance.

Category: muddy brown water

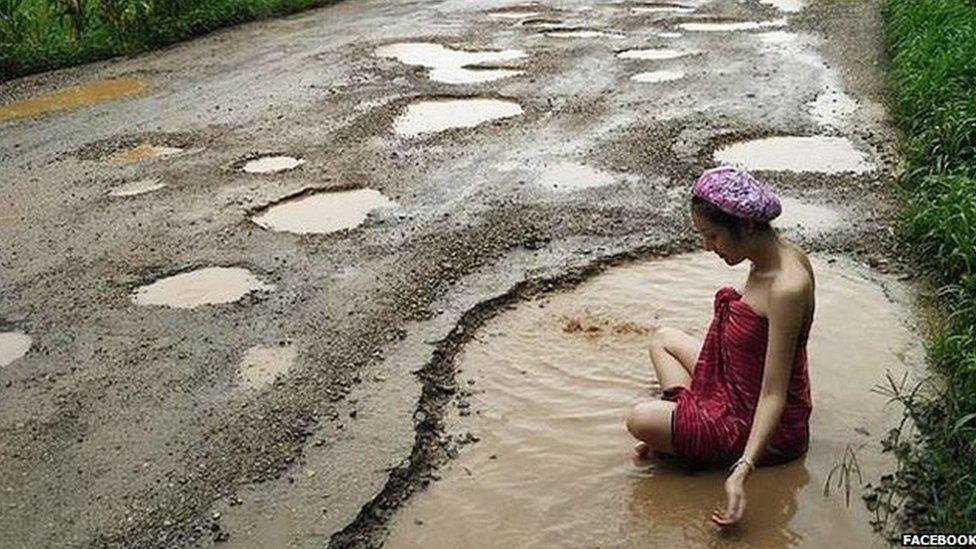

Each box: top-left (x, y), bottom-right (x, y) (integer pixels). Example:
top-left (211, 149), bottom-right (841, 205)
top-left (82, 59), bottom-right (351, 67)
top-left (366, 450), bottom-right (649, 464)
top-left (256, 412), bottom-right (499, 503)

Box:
top-left (387, 252), bottom-right (917, 548)
top-left (243, 156), bottom-right (305, 174)
top-left (375, 43), bottom-right (526, 85)
top-left (0, 78), bottom-right (148, 122)
top-left (251, 188), bottom-right (395, 234)
top-left (713, 136), bottom-right (875, 174)
top-left (0, 332), bottom-right (32, 367)
top-left (130, 267), bottom-right (274, 309)
top-left (393, 99), bottom-right (523, 137)
top-left (632, 70), bottom-right (686, 83)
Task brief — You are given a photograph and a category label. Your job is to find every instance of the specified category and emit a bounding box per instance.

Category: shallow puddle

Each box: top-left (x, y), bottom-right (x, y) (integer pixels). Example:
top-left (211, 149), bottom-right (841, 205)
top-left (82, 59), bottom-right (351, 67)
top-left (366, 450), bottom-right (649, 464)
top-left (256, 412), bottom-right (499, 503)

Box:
top-left (108, 144), bottom-right (184, 164)
top-left (657, 31), bottom-right (684, 38)
top-left (0, 332), bottom-right (32, 367)
top-left (130, 267), bottom-right (274, 309)
top-left (393, 99), bottom-right (523, 137)
top-left (617, 48), bottom-right (695, 60)
top-left (251, 188), bottom-right (395, 234)
top-left (0, 78), bottom-right (148, 122)
top-left (536, 161), bottom-right (617, 191)
top-left (388, 252), bottom-right (916, 547)
top-left (108, 177), bottom-right (167, 197)
top-left (759, 0), bottom-right (805, 12)
top-left (375, 43), bottom-right (526, 84)
top-left (773, 197), bottom-right (843, 234)
top-left (239, 344), bottom-right (298, 391)
top-left (632, 70), bottom-right (686, 83)
top-left (544, 29), bottom-right (622, 38)
top-left (488, 10), bottom-right (542, 19)
top-left (242, 155), bottom-right (305, 174)
top-left (679, 19), bottom-right (785, 31)
top-left (713, 136), bottom-right (875, 174)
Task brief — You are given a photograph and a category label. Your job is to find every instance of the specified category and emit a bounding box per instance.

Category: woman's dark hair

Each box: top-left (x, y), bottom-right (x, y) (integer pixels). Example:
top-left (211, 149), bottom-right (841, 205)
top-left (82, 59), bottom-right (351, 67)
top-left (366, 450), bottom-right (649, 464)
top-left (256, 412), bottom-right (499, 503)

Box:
top-left (691, 195), bottom-right (772, 240)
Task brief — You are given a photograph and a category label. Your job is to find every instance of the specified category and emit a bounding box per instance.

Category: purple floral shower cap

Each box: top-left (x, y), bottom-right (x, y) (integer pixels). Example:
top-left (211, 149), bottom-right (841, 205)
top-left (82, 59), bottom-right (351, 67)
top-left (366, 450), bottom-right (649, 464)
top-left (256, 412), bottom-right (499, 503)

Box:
top-left (692, 166), bottom-right (782, 222)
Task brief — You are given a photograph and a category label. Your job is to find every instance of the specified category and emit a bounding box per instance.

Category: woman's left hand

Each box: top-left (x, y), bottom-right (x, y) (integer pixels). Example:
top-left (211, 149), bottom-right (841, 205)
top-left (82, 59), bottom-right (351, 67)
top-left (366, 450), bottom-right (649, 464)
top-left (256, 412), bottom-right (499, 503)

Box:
top-left (712, 466), bottom-right (748, 527)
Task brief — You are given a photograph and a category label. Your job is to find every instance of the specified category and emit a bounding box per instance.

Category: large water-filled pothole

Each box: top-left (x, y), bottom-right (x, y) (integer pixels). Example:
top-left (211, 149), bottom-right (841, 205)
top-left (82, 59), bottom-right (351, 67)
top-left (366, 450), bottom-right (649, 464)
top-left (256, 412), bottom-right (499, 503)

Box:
top-left (251, 188), bottom-right (395, 234)
top-left (535, 161), bottom-right (617, 191)
top-left (632, 70), bottom-right (686, 83)
top-left (617, 48), bottom-right (697, 60)
top-left (130, 267), bottom-right (274, 309)
top-left (679, 19), bottom-right (786, 32)
top-left (375, 43), bottom-right (526, 84)
top-left (387, 252), bottom-right (917, 547)
top-left (239, 344), bottom-right (297, 391)
top-left (393, 99), bottom-right (523, 137)
top-left (0, 78), bottom-right (148, 122)
top-left (0, 331), bottom-right (32, 367)
top-left (713, 136), bottom-right (875, 174)
top-left (108, 177), bottom-right (167, 197)
top-left (242, 156), bottom-right (305, 174)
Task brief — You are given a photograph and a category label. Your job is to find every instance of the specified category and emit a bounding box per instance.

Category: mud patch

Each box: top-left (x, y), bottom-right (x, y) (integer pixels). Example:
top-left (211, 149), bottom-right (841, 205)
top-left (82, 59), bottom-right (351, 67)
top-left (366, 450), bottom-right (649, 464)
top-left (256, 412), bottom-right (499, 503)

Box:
top-left (242, 156), bottom-right (306, 174)
top-left (536, 161), bottom-right (617, 191)
top-left (679, 19), bottom-right (786, 31)
top-left (617, 48), bottom-right (696, 60)
top-left (631, 70), bottom-right (686, 83)
top-left (387, 252), bottom-right (917, 547)
top-left (393, 98), bottom-right (523, 137)
top-left (239, 344), bottom-right (298, 391)
top-left (251, 188), bottom-right (395, 234)
top-left (0, 332), bottom-right (32, 367)
top-left (0, 78), bottom-right (148, 122)
top-left (108, 144), bottom-right (184, 164)
top-left (713, 136), bottom-right (875, 174)
top-left (774, 197), bottom-right (843, 234)
top-left (108, 177), bottom-right (167, 197)
top-left (130, 267), bottom-right (274, 309)
top-left (375, 43), bottom-right (526, 84)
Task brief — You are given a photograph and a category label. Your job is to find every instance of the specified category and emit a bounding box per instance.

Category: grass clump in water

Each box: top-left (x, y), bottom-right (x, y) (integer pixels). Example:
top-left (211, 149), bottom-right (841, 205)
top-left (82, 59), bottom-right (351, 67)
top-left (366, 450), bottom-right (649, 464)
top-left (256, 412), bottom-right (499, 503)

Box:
top-left (872, 0), bottom-right (976, 536)
top-left (0, 0), bottom-right (342, 80)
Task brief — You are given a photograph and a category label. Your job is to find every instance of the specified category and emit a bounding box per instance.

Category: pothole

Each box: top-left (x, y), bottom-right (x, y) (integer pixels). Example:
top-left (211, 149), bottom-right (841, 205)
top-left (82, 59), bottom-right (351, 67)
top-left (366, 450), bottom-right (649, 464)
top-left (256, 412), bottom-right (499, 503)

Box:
top-left (130, 267), bottom-right (274, 309)
top-left (393, 98), bottom-right (523, 137)
top-left (543, 29), bottom-right (623, 38)
top-left (108, 177), bottom-right (167, 197)
top-left (630, 3), bottom-right (695, 14)
top-left (0, 78), bottom-right (148, 122)
top-left (251, 188), bottom-right (395, 234)
top-left (375, 43), bottom-right (526, 84)
top-left (713, 136), bottom-right (875, 174)
top-left (239, 344), bottom-right (298, 391)
top-left (487, 10), bottom-right (542, 19)
top-left (0, 332), bottom-right (32, 367)
top-left (617, 48), bottom-right (696, 60)
top-left (656, 31), bottom-right (683, 38)
top-left (107, 144), bottom-right (184, 164)
top-left (678, 18), bottom-right (786, 31)
top-left (759, 0), bottom-right (805, 12)
top-left (535, 161), bottom-right (617, 191)
top-left (242, 155), bottom-right (306, 174)
top-left (387, 252), bottom-right (917, 547)
top-left (631, 70), bottom-right (686, 83)
top-left (774, 197), bottom-right (843, 234)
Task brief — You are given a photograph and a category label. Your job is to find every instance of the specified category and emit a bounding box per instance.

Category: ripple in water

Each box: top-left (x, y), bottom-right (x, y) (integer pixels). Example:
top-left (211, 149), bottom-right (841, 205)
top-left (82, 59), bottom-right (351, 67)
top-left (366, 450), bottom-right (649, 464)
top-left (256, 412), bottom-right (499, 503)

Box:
top-left (387, 252), bottom-right (918, 547)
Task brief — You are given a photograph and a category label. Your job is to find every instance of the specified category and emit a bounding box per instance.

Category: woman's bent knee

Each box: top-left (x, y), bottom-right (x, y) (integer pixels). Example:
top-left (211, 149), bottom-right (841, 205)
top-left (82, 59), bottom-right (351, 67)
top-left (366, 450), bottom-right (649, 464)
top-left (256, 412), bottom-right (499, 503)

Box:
top-left (626, 401), bottom-right (673, 449)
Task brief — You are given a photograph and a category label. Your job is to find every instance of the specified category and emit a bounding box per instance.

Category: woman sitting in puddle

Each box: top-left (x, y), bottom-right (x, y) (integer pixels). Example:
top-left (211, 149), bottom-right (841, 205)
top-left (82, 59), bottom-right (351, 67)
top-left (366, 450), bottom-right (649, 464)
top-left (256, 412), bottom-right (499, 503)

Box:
top-left (626, 166), bottom-right (814, 528)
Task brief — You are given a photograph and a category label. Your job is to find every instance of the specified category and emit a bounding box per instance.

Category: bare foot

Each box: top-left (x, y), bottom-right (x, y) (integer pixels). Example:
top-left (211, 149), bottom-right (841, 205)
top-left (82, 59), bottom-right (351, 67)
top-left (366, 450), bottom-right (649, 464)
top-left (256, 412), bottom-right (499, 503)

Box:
top-left (633, 442), bottom-right (652, 461)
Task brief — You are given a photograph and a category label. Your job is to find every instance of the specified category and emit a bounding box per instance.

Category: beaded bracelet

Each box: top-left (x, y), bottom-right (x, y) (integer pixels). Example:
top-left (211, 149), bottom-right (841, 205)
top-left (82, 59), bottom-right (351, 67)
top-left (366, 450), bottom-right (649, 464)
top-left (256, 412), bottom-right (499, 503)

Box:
top-left (728, 457), bottom-right (755, 475)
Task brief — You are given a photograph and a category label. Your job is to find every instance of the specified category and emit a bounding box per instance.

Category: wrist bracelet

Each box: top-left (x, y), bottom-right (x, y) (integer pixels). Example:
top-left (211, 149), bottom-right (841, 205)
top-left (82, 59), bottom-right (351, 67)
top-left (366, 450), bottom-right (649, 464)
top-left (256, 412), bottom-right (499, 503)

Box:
top-left (728, 457), bottom-right (755, 475)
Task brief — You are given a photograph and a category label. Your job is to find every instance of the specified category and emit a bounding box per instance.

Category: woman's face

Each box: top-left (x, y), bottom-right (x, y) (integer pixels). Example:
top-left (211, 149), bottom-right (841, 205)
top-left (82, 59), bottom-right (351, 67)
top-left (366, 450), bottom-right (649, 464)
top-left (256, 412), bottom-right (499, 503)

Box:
top-left (691, 210), bottom-right (746, 266)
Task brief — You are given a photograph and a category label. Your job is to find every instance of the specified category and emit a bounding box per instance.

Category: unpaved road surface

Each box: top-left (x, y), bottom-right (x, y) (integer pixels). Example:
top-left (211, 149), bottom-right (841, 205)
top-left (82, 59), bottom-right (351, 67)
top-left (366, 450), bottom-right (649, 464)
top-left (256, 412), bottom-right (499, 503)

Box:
top-left (1, 0), bottom-right (907, 547)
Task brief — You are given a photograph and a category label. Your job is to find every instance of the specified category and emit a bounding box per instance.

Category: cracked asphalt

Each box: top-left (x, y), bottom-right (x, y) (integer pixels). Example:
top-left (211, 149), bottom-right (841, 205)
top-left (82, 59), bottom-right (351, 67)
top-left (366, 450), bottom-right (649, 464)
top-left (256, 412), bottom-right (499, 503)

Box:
top-left (0, 0), bottom-right (910, 546)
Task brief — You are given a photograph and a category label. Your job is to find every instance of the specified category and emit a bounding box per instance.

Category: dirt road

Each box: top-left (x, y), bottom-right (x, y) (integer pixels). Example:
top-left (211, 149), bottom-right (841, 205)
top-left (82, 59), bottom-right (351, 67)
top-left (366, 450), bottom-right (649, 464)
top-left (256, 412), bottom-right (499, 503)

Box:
top-left (0, 0), bottom-right (908, 546)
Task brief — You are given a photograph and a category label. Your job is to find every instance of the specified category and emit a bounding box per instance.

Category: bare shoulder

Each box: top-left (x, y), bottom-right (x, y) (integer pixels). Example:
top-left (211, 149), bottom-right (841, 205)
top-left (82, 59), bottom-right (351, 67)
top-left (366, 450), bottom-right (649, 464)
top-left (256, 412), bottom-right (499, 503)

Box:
top-left (770, 243), bottom-right (815, 318)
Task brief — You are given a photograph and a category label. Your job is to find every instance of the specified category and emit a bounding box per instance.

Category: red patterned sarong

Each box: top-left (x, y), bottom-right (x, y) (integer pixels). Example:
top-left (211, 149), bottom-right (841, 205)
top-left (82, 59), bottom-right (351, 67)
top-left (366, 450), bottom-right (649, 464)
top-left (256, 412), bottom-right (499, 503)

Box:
top-left (668, 286), bottom-right (812, 466)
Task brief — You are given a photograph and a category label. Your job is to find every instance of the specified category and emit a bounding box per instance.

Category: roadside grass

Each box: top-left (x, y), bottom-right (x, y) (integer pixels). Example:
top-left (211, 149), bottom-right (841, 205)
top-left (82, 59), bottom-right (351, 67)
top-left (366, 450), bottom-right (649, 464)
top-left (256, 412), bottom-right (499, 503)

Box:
top-left (0, 0), bottom-right (341, 80)
top-left (871, 0), bottom-right (976, 535)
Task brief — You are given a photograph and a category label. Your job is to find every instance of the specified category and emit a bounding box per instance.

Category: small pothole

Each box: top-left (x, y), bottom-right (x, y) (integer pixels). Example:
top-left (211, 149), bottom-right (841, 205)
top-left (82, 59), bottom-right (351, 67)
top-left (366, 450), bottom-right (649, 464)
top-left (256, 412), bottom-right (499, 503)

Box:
top-left (375, 43), bottom-right (526, 84)
top-left (678, 18), bottom-right (786, 32)
top-left (393, 98), bottom-right (523, 137)
top-left (239, 344), bottom-right (298, 391)
top-left (0, 332), bottom-right (32, 367)
top-left (251, 188), bottom-right (396, 234)
top-left (617, 48), bottom-right (697, 60)
top-left (242, 156), bottom-right (306, 174)
top-left (631, 70), bottom-right (686, 83)
top-left (130, 267), bottom-right (274, 309)
top-left (108, 177), bottom-right (167, 197)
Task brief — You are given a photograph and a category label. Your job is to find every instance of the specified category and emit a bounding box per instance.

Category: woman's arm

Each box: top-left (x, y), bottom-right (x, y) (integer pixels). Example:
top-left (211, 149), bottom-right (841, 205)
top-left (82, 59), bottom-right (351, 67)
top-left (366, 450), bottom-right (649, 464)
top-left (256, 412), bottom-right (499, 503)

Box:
top-left (712, 282), bottom-right (806, 526)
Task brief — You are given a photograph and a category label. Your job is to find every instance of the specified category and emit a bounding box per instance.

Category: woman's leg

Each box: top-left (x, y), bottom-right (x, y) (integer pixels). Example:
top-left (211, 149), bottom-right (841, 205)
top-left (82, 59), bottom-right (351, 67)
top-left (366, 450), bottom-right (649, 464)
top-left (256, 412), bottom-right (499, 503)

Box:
top-left (647, 327), bottom-right (701, 389)
top-left (627, 400), bottom-right (676, 456)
